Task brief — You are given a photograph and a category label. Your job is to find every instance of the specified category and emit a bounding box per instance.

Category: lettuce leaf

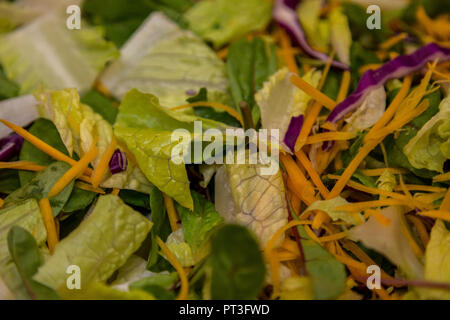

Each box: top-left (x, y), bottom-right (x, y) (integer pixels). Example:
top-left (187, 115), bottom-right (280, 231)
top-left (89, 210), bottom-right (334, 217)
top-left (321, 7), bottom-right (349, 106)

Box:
top-left (165, 228), bottom-right (195, 267)
top-left (255, 68), bottom-right (321, 150)
top-left (304, 196), bottom-right (363, 226)
top-left (114, 126), bottom-right (193, 209)
top-left (110, 255), bottom-right (155, 292)
top-left (0, 2), bottom-right (39, 34)
top-left (0, 199), bottom-right (47, 299)
top-left (404, 96), bottom-right (450, 173)
top-left (348, 206), bottom-right (424, 279)
top-left (297, 0), bottom-right (329, 50)
top-left (59, 282), bottom-right (154, 300)
top-left (419, 220), bottom-right (450, 300)
top-left (33, 195), bottom-right (152, 290)
top-left (214, 161), bottom-right (289, 246)
top-left (184, 0), bottom-right (272, 49)
top-left (329, 6), bottom-right (352, 65)
top-left (0, 12), bottom-right (118, 94)
top-left (100, 12), bottom-right (229, 107)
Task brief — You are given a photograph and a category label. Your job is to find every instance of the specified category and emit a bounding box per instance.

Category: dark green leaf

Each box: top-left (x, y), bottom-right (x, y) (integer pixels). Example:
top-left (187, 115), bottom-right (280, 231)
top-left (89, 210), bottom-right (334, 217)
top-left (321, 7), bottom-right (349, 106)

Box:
top-left (322, 70), bottom-right (340, 101)
top-left (81, 90), bottom-right (118, 125)
top-left (0, 65), bottom-right (19, 100)
top-left (175, 191), bottom-right (223, 255)
top-left (63, 188), bottom-right (97, 213)
top-left (402, 0), bottom-right (450, 23)
top-left (5, 162), bottom-right (74, 216)
top-left (0, 169), bottom-right (20, 194)
top-left (119, 189), bottom-right (150, 209)
top-left (7, 226), bottom-right (59, 300)
top-left (129, 272), bottom-right (178, 300)
top-left (147, 188), bottom-right (173, 272)
top-left (19, 118), bottom-right (70, 186)
top-left (209, 224), bottom-right (265, 300)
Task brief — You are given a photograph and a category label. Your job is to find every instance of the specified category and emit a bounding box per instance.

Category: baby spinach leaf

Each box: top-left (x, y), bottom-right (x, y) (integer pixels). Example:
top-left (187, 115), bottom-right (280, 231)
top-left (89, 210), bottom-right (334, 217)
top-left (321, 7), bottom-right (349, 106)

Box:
top-left (147, 188), bottom-right (173, 272)
top-left (5, 162), bottom-right (74, 217)
top-left (130, 272), bottom-right (178, 300)
top-left (119, 189), bottom-right (150, 209)
top-left (62, 188), bottom-right (97, 213)
top-left (7, 226), bottom-right (59, 300)
top-left (0, 65), bottom-right (19, 100)
top-left (0, 169), bottom-right (20, 194)
top-left (209, 224), bottom-right (265, 300)
top-left (19, 118), bottom-right (70, 186)
top-left (175, 191), bottom-right (224, 256)
top-left (81, 90), bottom-right (118, 125)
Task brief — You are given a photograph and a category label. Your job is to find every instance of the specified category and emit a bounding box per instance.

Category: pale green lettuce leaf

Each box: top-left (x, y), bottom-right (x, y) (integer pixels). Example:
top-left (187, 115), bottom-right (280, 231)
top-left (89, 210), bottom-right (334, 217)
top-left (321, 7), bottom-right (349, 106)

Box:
top-left (297, 0), bottom-right (329, 50)
top-left (59, 282), bottom-right (154, 300)
top-left (100, 12), bottom-right (229, 107)
top-left (114, 126), bottom-right (193, 209)
top-left (0, 2), bottom-right (39, 34)
top-left (214, 159), bottom-right (289, 247)
top-left (345, 86), bottom-right (386, 132)
top-left (255, 68), bottom-right (321, 151)
top-left (419, 220), bottom-right (450, 300)
top-left (111, 255), bottom-right (156, 292)
top-left (35, 88), bottom-right (153, 193)
top-left (184, 0), bottom-right (272, 49)
top-left (33, 195), bottom-right (152, 290)
top-left (304, 196), bottom-right (364, 226)
top-left (329, 6), bottom-right (352, 65)
top-left (404, 96), bottom-right (450, 173)
top-left (165, 229), bottom-right (195, 267)
top-left (0, 199), bottom-right (47, 299)
top-left (279, 277), bottom-right (315, 300)
top-left (0, 12), bottom-right (118, 94)
top-left (348, 206), bottom-right (424, 279)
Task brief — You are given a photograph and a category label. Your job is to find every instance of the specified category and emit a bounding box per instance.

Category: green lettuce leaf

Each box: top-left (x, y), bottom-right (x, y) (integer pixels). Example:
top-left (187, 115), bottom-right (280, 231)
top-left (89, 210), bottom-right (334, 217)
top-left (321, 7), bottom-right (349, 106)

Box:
top-left (329, 6), bottom-right (352, 65)
top-left (164, 228), bottom-right (195, 267)
top-left (0, 12), bottom-right (118, 94)
top-left (175, 191), bottom-right (224, 258)
top-left (0, 199), bottom-right (47, 299)
top-left (348, 206), bottom-right (424, 279)
top-left (297, 0), bottom-right (329, 50)
top-left (184, 0), bottom-right (272, 49)
top-left (33, 195), bottom-right (152, 290)
top-left (5, 161), bottom-right (74, 217)
top-left (255, 67), bottom-right (321, 150)
top-left (129, 272), bottom-right (178, 300)
top-left (59, 282), bottom-right (154, 300)
top-left (214, 160), bottom-right (289, 246)
top-left (99, 12), bottom-right (229, 107)
top-left (404, 96), bottom-right (450, 173)
top-left (110, 255), bottom-right (155, 292)
top-left (304, 196), bottom-right (363, 226)
top-left (419, 220), bottom-right (450, 300)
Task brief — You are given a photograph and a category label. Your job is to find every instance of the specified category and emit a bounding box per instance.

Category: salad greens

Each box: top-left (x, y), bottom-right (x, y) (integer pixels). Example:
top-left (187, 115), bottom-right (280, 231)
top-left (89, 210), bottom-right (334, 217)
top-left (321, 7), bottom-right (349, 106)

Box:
top-left (0, 0), bottom-right (450, 301)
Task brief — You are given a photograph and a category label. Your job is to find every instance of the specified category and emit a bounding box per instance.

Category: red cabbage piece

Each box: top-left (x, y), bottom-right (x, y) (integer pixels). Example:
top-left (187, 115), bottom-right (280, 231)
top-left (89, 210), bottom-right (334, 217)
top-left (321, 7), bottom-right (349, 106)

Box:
top-left (274, 0), bottom-right (349, 70)
top-left (0, 133), bottom-right (24, 161)
top-left (284, 114), bottom-right (304, 152)
top-left (327, 43), bottom-right (450, 124)
top-left (109, 149), bottom-right (127, 174)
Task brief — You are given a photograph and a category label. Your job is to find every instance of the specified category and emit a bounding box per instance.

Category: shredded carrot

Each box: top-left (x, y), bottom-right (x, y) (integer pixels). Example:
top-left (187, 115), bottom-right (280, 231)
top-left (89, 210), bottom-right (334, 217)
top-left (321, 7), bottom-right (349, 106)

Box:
top-left (216, 47), bottom-right (229, 60)
top-left (275, 249), bottom-right (299, 261)
top-left (389, 52), bottom-right (399, 60)
top-left (433, 172), bottom-right (450, 183)
top-left (156, 236), bottom-right (189, 300)
top-left (111, 188), bottom-right (120, 196)
top-left (318, 50), bottom-right (335, 90)
top-left (39, 198), bottom-right (58, 254)
top-left (294, 102), bottom-right (322, 151)
top-left (393, 184), bottom-right (447, 193)
top-left (0, 198), bottom-right (3, 209)
top-left (172, 102), bottom-right (244, 128)
top-left (440, 188), bottom-right (450, 211)
top-left (74, 182), bottom-right (105, 194)
top-left (0, 161), bottom-right (46, 171)
top-left (295, 150), bottom-right (329, 198)
top-left (365, 209), bottom-right (392, 227)
top-left (91, 136), bottom-right (117, 188)
top-left (336, 199), bottom-right (413, 212)
top-left (418, 210), bottom-right (450, 222)
top-left (305, 131), bottom-right (356, 145)
top-left (0, 119), bottom-right (93, 176)
top-left (93, 81), bottom-right (111, 98)
top-left (337, 71), bottom-right (351, 103)
top-left (359, 168), bottom-right (409, 176)
top-left (406, 215), bottom-right (429, 248)
top-left (400, 219), bottom-right (423, 257)
top-left (290, 75), bottom-right (337, 111)
top-left (281, 154), bottom-right (317, 203)
top-left (380, 32), bottom-right (408, 50)
top-left (358, 64), bottom-right (382, 75)
top-left (163, 194), bottom-right (180, 232)
top-left (48, 138), bottom-right (98, 198)
top-left (278, 28), bottom-right (299, 74)
top-left (318, 232), bottom-right (347, 242)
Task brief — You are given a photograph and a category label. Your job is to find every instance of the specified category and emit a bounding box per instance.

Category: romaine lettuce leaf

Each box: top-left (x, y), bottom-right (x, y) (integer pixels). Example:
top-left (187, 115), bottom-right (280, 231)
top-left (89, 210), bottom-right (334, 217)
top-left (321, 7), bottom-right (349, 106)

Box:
top-left (255, 68), bottom-right (321, 151)
top-left (404, 96), bottom-right (450, 173)
top-left (419, 220), bottom-right (450, 300)
top-left (114, 126), bottom-right (193, 209)
top-left (111, 255), bottom-right (155, 292)
top-left (214, 160), bottom-right (288, 246)
top-left (33, 195), bottom-right (152, 290)
top-left (0, 199), bottom-right (47, 299)
top-left (184, 0), bottom-right (272, 49)
top-left (348, 206), bottom-right (424, 279)
top-left (59, 282), bottom-right (154, 300)
top-left (0, 12), bottom-right (118, 94)
top-left (329, 6), bottom-right (352, 65)
top-left (165, 228), bottom-right (195, 267)
top-left (297, 0), bottom-right (329, 50)
top-left (100, 12), bottom-right (229, 108)
top-left (0, 2), bottom-right (39, 34)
